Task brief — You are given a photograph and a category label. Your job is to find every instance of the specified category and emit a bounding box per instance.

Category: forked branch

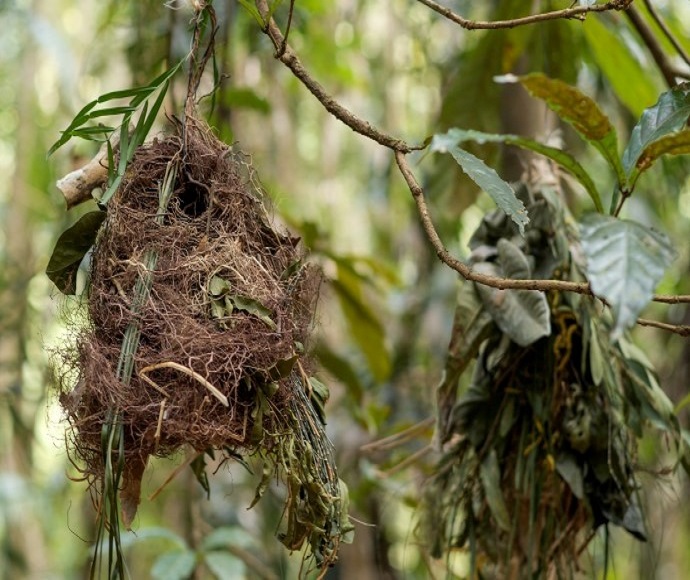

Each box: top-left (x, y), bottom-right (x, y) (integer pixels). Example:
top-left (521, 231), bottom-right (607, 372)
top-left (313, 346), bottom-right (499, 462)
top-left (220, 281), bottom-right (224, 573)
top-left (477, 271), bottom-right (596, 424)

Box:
top-left (254, 0), bottom-right (690, 326)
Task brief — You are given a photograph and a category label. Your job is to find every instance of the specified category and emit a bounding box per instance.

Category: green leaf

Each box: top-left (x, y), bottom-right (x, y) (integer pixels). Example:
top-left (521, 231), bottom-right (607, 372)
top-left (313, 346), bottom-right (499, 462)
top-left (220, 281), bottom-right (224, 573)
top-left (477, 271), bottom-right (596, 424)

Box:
top-left (204, 551), bottom-right (245, 580)
top-left (580, 214), bottom-right (676, 339)
top-left (224, 88), bottom-right (271, 114)
top-left (46, 211), bottom-right (106, 294)
top-left (331, 262), bottom-right (390, 382)
top-left (582, 16), bottom-right (660, 118)
top-left (229, 295), bottom-right (277, 330)
top-left (237, 0), bottom-right (265, 26)
top-left (151, 550), bottom-right (196, 580)
top-left (622, 83), bottom-right (690, 178)
top-left (473, 239), bottom-right (550, 347)
top-left (201, 527), bottom-right (253, 551)
top-left (431, 132), bottom-right (528, 234)
top-left (628, 130), bottom-right (690, 184)
top-left (438, 128), bottom-right (603, 213)
top-left (479, 450), bottom-right (511, 532)
top-left (513, 73), bottom-right (625, 186)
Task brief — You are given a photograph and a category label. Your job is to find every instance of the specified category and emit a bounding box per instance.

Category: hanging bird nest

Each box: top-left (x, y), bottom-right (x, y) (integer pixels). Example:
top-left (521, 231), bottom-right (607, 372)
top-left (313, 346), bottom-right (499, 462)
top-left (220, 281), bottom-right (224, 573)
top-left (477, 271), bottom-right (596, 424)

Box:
top-left (422, 173), bottom-right (679, 578)
top-left (57, 118), bottom-right (352, 571)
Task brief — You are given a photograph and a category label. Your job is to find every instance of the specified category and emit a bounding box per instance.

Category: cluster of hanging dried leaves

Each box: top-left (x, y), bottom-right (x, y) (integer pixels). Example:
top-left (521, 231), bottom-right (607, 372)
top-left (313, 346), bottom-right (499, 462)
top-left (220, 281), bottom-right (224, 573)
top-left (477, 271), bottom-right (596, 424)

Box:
top-left (57, 120), bottom-right (350, 570)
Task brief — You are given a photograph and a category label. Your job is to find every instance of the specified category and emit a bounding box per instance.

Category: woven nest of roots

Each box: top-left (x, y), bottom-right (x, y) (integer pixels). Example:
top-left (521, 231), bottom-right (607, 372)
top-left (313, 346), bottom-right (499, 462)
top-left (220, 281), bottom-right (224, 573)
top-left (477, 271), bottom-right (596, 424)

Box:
top-left (58, 119), bottom-right (350, 570)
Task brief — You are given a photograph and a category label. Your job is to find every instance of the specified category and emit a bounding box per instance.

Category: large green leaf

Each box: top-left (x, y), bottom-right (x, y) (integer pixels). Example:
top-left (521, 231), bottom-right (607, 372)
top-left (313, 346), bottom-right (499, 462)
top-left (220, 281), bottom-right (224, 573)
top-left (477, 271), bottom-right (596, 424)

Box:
top-left (514, 73), bottom-right (625, 187)
top-left (431, 132), bottom-right (529, 234)
top-left (474, 239), bottom-right (550, 347)
top-left (580, 214), bottom-right (676, 339)
top-left (438, 128), bottom-right (603, 212)
top-left (45, 210), bottom-right (106, 294)
top-left (582, 16), bottom-right (660, 119)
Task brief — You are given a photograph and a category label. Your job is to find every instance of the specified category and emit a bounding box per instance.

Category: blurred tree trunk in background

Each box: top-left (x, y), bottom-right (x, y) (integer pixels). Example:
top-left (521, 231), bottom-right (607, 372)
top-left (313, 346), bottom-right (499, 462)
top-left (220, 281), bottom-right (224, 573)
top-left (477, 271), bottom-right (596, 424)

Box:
top-left (0, 1), bottom-right (46, 575)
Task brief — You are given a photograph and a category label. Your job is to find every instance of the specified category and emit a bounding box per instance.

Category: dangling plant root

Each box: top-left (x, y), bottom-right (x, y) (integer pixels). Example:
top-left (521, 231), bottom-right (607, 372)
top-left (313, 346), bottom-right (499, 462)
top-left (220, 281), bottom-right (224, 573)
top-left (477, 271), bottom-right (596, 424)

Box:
top-left (57, 119), bottom-right (352, 575)
top-left (423, 178), bottom-right (681, 578)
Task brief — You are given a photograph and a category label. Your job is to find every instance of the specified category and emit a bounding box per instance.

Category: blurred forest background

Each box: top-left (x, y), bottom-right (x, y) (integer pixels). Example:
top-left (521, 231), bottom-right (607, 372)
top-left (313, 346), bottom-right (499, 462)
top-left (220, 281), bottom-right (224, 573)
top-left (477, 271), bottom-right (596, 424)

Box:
top-left (1, 0), bottom-right (690, 578)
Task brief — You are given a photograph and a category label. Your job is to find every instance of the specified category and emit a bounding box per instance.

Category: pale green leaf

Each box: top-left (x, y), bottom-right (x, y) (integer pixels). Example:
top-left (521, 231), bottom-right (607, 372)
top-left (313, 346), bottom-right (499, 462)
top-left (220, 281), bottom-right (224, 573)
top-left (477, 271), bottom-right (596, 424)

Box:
top-left (201, 527), bottom-right (253, 551)
top-left (556, 454), bottom-right (584, 499)
top-left (431, 132), bottom-right (528, 234)
top-left (474, 240), bottom-right (550, 347)
top-left (580, 214), bottom-right (676, 339)
top-left (151, 550), bottom-right (196, 580)
top-left (204, 551), bottom-right (245, 580)
top-left (438, 127), bottom-right (603, 212)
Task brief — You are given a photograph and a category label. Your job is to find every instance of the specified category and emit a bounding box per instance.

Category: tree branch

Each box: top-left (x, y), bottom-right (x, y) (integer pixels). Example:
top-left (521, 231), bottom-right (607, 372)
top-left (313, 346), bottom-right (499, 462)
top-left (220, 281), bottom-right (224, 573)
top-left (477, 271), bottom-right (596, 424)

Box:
top-left (414, 0), bottom-right (633, 30)
top-left (626, 5), bottom-right (678, 87)
top-left (637, 318), bottom-right (690, 337)
top-left (642, 0), bottom-right (690, 69)
top-left (254, 0), bottom-right (690, 325)
top-left (255, 0), bottom-right (418, 152)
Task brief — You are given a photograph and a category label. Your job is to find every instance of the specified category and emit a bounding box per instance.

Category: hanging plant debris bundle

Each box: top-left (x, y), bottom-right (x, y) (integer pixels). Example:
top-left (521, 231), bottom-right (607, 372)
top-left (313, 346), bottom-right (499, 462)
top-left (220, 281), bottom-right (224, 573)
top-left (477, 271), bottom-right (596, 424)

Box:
top-left (422, 173), bottom-right (683, 577)
top-left (50, 118), bottom-right (352, 571)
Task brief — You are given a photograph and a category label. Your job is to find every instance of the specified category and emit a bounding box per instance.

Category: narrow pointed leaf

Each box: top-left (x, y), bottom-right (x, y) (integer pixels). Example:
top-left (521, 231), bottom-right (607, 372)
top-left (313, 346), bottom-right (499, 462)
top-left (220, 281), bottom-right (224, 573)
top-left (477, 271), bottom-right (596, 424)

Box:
top-left (439, 128), bottom-right (603, 212)
top-left (622, 83), bottom-right (690, 177)
top-left (431, 132), bottom-right (528, 234)
top-left (480, 450), bottom-right (511, 532)
top-left (515, 73), bottom-right (625, 186)
top-left (46, 211), bottom-right (106, 294)
top-left (474, 239), bottom-right (550, 347)
top-left (580, 214), bottom-right (675, 339)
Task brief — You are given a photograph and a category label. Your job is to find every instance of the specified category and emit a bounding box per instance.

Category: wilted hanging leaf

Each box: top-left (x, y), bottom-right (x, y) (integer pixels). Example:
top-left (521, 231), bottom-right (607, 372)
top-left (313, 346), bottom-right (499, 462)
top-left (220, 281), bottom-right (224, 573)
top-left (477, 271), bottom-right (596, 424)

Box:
top-left (474, 239), bottom-right (550, 347)
top-left (431, 131), bottom-right (529, 234)
top-left (622, 83), bottom-right (690, 177)
top-left (479, 450), bottom-right (511, 532)
top-left (46, 210), bottom-right (106, 294)
top-left (580, 214), bottom-right (676, 339)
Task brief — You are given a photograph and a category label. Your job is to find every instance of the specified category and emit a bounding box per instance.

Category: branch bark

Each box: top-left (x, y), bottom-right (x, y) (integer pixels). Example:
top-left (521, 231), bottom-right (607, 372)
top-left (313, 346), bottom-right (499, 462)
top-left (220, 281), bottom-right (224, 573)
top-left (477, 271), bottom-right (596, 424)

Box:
top-left (414, 0), bottom-right (633, 30)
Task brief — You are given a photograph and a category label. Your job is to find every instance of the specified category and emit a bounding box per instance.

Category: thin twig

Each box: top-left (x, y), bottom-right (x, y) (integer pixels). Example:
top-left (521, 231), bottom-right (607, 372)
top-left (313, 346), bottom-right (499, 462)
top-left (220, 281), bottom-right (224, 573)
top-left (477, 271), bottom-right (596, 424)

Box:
top-left (642, 0), bottom-right (690, 69)
top-left (361, 417), bottom-right (435, 452)
top-left (255, 0), bottom-right (418, 153)
top-left (637, 318), bottom-right (690, 337)
top-left (376, 444), bottom-right (434, 478)
top-left (414, 0), bottom-right (632, 30)
top-left (395, 151), bottom-right (690, 307)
